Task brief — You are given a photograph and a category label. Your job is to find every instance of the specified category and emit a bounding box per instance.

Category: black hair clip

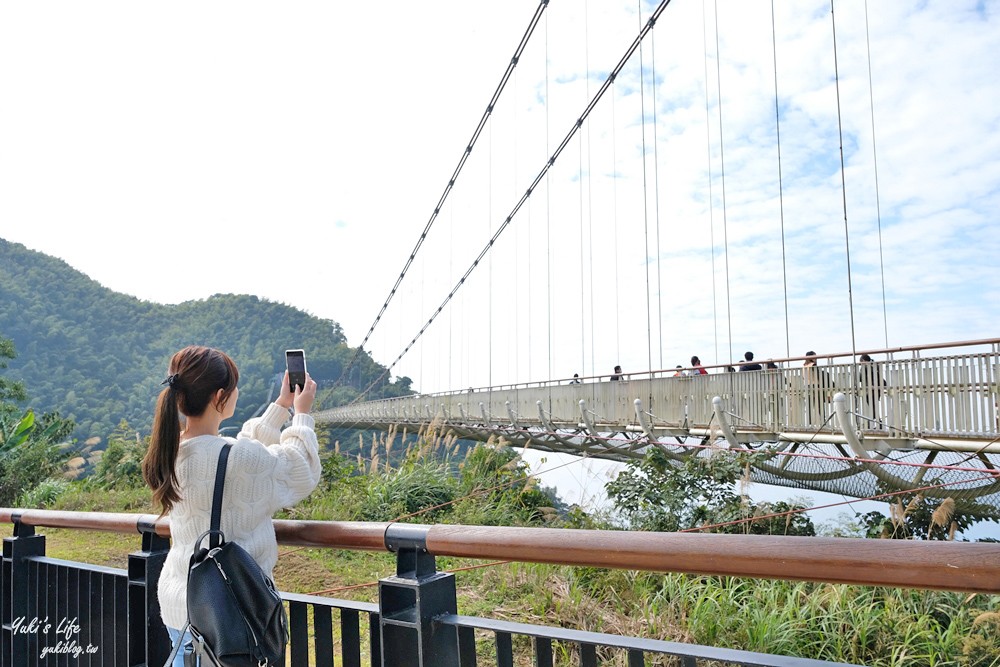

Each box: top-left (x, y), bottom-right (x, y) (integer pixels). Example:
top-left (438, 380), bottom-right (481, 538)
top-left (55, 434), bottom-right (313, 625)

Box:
top-left (161, 373), bottom-right (179, 389)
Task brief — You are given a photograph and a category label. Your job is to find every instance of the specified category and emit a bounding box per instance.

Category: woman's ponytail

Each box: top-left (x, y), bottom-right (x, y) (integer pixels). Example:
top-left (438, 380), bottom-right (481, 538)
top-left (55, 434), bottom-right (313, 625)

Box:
top-left (142, 346), bottom-right (239, 516)
top-left (143, 385), bottom-right (182, 515)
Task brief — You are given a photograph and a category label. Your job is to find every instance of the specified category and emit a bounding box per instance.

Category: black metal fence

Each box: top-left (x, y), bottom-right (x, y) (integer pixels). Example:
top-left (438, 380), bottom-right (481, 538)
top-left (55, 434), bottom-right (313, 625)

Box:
top-left (5, 493), bottom-right (996, 666)
top-left (1, 521), bottom-right (164, 667)
top-left (0, 514), bottom-right (877, 667)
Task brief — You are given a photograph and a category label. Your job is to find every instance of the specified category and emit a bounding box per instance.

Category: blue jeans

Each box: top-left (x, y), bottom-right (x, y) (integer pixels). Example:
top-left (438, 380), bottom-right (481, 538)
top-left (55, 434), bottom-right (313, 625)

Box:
top-left (166, 626), bottom-right (196, 667)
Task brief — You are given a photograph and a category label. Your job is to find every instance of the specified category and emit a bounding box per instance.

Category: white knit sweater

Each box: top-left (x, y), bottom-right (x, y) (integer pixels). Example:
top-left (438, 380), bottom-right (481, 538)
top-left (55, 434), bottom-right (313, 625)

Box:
top-left (158, 403), bottom-right (321, 630)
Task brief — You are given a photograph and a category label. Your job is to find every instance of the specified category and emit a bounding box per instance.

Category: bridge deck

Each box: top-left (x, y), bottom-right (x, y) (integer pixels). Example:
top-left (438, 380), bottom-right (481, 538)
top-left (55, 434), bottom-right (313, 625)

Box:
top-left (316, 341), bottom-right (1000, 518)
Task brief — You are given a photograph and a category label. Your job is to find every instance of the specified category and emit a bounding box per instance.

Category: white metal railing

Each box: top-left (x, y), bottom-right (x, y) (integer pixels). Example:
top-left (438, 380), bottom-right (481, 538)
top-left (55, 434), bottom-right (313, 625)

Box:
top-left (316, 339), bottom-right (1000, 442)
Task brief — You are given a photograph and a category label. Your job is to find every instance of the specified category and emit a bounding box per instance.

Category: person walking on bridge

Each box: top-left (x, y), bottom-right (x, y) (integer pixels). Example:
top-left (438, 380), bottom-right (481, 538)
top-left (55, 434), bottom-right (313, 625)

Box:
top-left (859, 353), bottom-right (886, 427)
top-left (143, 345), bottom-right (322, 666)
top-left (803, 351), bottom-right (833, 423)
top-left (739, 351), bottom-right (762, 372)
top-left (684, 355), bottom-right (708, 376)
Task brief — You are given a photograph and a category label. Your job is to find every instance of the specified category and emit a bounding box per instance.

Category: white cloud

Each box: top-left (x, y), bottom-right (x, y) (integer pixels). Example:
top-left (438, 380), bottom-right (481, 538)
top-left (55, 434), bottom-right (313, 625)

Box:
top-left (0, 0), bottom-right (997, 392)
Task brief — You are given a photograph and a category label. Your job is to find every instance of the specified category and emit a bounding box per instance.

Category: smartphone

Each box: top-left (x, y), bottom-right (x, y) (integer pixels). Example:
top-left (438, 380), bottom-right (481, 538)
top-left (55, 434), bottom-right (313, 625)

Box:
top-left (285, 349), bottom-right (307, 393)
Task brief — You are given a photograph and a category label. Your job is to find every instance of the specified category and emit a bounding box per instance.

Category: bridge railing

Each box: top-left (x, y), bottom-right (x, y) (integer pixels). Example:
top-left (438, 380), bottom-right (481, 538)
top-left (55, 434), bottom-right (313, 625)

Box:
top-left (1, 508), bottom-right (998, 666)
top-left (318, 338), bottom-right (1000, 443)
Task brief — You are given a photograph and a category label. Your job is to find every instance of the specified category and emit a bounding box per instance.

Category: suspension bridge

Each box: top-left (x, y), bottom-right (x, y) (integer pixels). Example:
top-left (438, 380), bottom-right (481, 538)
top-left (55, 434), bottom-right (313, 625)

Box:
top-left (314, 0), bottom-right (1000, 521)
top-left (0, 3), bottom-right (998, 666)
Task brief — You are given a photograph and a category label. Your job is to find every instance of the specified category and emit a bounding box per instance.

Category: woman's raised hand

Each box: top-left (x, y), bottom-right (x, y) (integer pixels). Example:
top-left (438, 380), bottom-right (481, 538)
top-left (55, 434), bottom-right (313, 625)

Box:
top-left (293, 374), bottom-right (317, 415)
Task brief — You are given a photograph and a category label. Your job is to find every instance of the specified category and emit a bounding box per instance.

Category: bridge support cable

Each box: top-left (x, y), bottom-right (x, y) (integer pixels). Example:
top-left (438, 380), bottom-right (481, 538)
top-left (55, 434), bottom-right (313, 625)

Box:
top-left (328, 0), bottom-right (550, 393)
top-left (770, 0), bottom-right (791, 360)
top-left (637, 0), bottom-right (654, 375)
top-left (712, 0), bottom-right (734, 365)
top-left (864, 0), bottom-right (890, 348)
top-left (545, 9), bottom-right (553, 392)
top-left (650, 16), bottom-right (664, 372)
top-left (347, 0), bottom-right (680, 403)
top-left (584, 0), bottom-right (596, 380)
top-left (701, 0), bottom-right (719, 365)
top-left (830, 0), bottom-right (861, 408)
top-left (612, 76), bottom-right (622, 368)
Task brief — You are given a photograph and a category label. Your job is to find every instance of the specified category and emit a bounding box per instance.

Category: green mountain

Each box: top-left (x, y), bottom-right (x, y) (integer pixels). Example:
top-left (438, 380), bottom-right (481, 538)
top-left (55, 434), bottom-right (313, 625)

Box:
top-left (0, 238), bottom-right (411, 443)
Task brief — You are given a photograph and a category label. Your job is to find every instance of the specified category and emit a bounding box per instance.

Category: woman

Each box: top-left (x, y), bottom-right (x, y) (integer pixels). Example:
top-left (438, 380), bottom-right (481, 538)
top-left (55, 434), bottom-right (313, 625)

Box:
top-left (802, 351), bottom-right (833, 423)
top-left (142, 345), bottom-right (321, 665)
top-left (858, 353), bottom-right (886, 427)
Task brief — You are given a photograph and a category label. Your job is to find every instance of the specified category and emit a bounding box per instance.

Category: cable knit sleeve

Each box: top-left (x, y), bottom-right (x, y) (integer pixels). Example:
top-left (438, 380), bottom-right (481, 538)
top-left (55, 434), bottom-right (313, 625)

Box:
top-left (268, 411), bottom-right (322, 510)
top-left (237, 403), bottom-right (322, 510)
top-left (239, 402), bottom-right (291, 445)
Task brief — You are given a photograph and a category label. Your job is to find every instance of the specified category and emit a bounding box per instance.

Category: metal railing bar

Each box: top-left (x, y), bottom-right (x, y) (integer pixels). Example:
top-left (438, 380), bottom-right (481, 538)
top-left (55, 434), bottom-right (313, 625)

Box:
top-left (341, 607), bottom-right (362, 667)
top-left (289, 601), bottom-right (310, 667)
top-left (314, 605), bottom-right (335, 667)
top-left (437, 614), bottom-right (861, 667)
top-left (29, 555), bottom-right (124, 578)
top-left (534, 636), bottom-right (552, 667)
top-left (457, 626), bottom-right (477, 667)
top-left (280, 591), bottom-right (379, 613)
top-left (496, 631), bottom-right (513, 667)
top-left (369, 613), bottom-right (381, 667)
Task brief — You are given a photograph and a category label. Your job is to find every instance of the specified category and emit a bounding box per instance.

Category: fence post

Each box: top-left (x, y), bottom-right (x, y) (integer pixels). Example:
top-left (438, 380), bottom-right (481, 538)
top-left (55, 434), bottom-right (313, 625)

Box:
top-left (379, 525), bottom-right (458, 667)
top-left (1, 519), bottom-right (46, 667)
top-left (128, 519), bottom-right (171, 667)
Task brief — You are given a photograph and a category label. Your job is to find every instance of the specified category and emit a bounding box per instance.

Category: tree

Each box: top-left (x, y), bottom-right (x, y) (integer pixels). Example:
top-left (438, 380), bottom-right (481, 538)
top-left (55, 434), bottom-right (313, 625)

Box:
top-left (88, 420), bottom-right (146, 489)
top-left (0, 408), bottom-right (74, 506)
top-left (0, 335), bottom-right (75, 505)
top-left (606, 448), bottom-right (815, 535)
top-left (0, 336), bottom-right (27, 421)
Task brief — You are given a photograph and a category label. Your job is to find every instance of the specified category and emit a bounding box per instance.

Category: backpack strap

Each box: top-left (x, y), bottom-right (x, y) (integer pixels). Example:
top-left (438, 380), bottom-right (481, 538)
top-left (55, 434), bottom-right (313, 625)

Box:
top-left (161, 622), bottom-right (190, 667)
top-left (208, 443), bottom-right (232, 550)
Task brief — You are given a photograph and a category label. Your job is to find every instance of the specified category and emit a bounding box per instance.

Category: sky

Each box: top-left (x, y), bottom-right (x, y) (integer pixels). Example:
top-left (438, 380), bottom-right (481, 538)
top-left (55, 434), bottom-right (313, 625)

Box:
top-left (2, 0), bottom-right (999, 394)
top-left (2, 0), bottom-right (998, 539)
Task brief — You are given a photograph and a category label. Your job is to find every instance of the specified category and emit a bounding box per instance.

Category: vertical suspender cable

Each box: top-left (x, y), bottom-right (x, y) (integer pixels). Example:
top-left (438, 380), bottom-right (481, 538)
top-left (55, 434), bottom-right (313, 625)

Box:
top-left (651, 24), bottom-right (664, 371)
top-left (449, 205), bottom-right (454, 390)
top-left (489, 119), bottom-right (494, 389)
top-left (514, 68), bottom-right (521, 383)
top-left (586, 0), bottom-right (596, 378)
top-left (613, 76), bottom-right (622, 367)
top-left (527, 165), bottom-right (533, 381)
top-left (638, 0), bottom-right (654, 374)
top-left (864, 0), bottom-right (889, 348)
top-left (526, 67), bottom-right (533, 382)
top-left (576, 0), bottom-right (586, 376)
top-left (703, 0), bottom-right (719, 365)
top-left (713, 0), bottom-right (734, 363)
top-left (546, 11), bottom-right (553, 383)
top-left (420, 226), bottom-right (426, 389)
top-left (830, 1), bottom-right (860, 378)
top-left (579, 134), bottom-right (586, 377)
top-left (770, 0), bottom-right (791, 359)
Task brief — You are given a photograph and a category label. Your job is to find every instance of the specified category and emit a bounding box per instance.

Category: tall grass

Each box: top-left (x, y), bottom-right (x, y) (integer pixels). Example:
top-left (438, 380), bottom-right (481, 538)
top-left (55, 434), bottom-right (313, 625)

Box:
top-left (32, 421), bottom-right (1000, 666)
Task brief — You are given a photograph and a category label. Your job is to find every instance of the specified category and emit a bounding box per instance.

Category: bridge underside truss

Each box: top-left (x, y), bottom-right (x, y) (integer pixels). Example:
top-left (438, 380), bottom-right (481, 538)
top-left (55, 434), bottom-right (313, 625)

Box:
top-left (324, 413), bottom-right (1000, 522)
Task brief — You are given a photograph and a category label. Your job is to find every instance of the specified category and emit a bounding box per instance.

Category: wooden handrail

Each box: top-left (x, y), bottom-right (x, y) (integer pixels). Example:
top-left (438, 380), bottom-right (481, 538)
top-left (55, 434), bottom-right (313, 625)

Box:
top-left (1, 509), bottom-right (998, 594)
top-left (423, 524), bottom-right (1000, 594)
top-left (0, 509), bottom-right (391, 550)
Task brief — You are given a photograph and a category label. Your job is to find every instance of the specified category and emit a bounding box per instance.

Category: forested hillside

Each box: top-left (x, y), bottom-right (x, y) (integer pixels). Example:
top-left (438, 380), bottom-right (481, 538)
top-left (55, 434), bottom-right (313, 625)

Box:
top-left (0, 238), bottom-right (411, 442)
